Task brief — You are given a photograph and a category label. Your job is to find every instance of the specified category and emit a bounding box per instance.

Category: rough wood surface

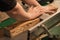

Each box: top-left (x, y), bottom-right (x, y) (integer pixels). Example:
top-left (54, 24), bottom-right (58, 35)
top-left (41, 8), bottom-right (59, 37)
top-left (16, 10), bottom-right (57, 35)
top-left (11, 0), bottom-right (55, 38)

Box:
top-left (4, 18), bottom-right (40, 38)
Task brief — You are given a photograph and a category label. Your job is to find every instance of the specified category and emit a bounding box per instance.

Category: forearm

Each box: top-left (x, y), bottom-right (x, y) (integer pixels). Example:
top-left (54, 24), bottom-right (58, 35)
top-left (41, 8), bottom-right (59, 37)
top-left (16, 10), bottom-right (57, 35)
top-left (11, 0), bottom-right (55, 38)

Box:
top-left (6, 3), bottom-right (30, 20)
top-left (7, 3), bottom-right (41, 20)
top-left (15, 3), bottom-right (41, 19)
top-left (22, 0), bottom-right (41, 7)
top-left (17, 3), bottom-right (44, 19)
top-left (6, 3), bottom-right (28, 18)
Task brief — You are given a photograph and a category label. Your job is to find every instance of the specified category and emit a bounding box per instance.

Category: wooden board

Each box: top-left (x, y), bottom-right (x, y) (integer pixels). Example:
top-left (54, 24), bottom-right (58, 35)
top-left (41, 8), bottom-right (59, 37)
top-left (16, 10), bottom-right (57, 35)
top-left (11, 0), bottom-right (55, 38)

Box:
top-left (4, 18), bottom-right (40, 38)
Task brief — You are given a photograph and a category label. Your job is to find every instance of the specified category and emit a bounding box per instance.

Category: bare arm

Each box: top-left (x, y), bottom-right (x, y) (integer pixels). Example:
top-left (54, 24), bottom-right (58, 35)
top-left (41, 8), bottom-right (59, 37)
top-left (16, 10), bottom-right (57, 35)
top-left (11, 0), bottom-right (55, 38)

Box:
top-left (22, 0), bottom-right (41, 7)
top-left (7, 3), bottom-right (43, 20)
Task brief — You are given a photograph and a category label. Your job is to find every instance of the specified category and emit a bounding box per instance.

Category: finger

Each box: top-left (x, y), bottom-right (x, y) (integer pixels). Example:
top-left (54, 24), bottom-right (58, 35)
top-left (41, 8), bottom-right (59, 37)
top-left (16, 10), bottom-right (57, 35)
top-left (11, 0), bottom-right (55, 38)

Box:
top-left (45, 11), bottom-right (56, 15)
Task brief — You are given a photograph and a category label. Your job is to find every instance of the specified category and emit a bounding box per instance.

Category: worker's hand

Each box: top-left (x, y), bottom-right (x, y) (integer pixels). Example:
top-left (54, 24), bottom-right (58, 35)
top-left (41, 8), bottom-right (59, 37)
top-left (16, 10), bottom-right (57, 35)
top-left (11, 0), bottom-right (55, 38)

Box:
top-left (45, 5), bottom-right (57, 11)
top-left (34, 4), bottom-right (58, 15)
top-left (28, 6), bottom-right (45, 14)
top-left (42, 5), bottom-right (58, 14)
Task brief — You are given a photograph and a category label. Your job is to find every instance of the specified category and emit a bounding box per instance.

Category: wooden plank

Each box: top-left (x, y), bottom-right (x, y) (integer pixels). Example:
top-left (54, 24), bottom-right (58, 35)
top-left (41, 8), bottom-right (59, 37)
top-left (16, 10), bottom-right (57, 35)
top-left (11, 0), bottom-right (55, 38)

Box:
top-left (4, 18), bottom-right (40, 38)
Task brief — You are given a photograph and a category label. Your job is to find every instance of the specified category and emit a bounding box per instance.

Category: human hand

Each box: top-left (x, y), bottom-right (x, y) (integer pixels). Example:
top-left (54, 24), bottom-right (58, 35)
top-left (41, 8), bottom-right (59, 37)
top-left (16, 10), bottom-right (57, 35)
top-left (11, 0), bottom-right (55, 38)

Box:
top-left (28, 6), bottom-right (45, 14)
top-left (42, 5), bottom-right (58, 14)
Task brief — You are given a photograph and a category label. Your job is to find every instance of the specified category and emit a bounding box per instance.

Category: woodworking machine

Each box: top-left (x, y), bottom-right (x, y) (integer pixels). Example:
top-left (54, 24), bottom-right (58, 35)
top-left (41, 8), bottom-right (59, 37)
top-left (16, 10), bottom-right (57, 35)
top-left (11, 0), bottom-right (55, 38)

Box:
top-left (28, 11), bottom-right (60, 40)
top-left (0, 0), bottom-right (60, 40)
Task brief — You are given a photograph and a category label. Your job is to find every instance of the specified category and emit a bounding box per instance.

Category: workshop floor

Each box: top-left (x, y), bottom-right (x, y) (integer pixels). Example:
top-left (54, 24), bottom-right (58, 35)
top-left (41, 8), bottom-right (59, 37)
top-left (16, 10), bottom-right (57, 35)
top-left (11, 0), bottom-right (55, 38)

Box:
top-left (0, 0), bottom-right (60, 40)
